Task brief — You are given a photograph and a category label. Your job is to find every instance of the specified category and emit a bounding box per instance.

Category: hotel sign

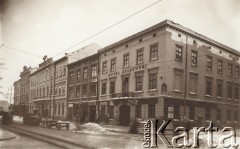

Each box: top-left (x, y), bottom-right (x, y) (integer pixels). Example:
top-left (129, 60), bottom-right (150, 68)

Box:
top-left (108, 64), bottom-right (147, 77)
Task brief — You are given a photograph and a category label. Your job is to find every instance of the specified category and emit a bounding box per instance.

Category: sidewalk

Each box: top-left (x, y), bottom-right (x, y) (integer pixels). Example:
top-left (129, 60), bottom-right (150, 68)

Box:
top-left (0, 127), bottom-right (16, 141)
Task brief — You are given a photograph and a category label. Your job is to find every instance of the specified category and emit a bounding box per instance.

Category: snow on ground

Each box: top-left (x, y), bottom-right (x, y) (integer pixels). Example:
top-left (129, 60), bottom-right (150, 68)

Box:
top-left (189, 130), bottom-right (240, 149)
top-left (13, 116), bottom-right (23, 123)
top-left (71, 122), bottom-right (110, 134)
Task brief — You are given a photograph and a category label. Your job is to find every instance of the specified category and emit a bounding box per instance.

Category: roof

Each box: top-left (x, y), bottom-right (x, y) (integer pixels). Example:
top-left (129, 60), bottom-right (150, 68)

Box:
top-left (98, 19), bottom-right (240, 56)
top-left (67, 53), bottom-right (99, 67)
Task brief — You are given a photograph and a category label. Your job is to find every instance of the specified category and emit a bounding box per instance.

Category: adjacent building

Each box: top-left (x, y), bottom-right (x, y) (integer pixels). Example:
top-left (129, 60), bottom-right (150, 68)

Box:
top-left (67, 53), bottom-right (99, 122)
top-left (13, 79), bottom-right (21, 115)
top-left (29, 57), bottom-right (54, 117)
top-left (98, 20), bottom-right (240, 126)
top-left (19, 66), bottom-right (33, 116)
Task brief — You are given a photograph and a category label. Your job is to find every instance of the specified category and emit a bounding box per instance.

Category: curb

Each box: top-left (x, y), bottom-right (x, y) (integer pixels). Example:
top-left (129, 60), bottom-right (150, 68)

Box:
top-left (0, 124), bottom-right (93, 149)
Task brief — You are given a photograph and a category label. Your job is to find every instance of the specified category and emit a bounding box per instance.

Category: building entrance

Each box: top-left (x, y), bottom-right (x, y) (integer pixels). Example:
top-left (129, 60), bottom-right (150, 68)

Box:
top-left (89, 105), bottom-right (96, 122)
top-left (119, 104), bottom-right (130, 126)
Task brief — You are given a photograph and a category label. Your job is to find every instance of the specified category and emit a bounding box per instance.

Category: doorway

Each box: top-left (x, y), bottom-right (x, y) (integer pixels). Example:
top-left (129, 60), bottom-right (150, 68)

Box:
top-left (119, 104), bottom-right (130, 126)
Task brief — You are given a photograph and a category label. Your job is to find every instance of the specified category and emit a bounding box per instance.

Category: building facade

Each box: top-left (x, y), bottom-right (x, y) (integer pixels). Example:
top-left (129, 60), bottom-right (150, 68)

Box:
top-left (98, 20), bottom-right (240, 126)
top-left (67, 53), bottom-right (99, 122)
top-left (52, 57), bottom-right (68, 120)
top-left (29, 57), bottom-right (54, 118)
top-left (19, 66), bottom-right (32, 116)
top-left (13, 79), bottom-right (21, 115)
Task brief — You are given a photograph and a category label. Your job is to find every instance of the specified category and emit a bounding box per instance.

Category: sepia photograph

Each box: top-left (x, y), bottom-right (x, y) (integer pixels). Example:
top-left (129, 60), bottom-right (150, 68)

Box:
top-left (0, 0), bottom-right (240, 148)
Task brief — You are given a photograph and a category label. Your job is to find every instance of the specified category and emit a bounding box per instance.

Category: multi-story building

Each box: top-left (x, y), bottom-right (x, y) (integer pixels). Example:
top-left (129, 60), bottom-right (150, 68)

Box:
top-left (19, 66), bottom-right (32, 116)
top-left (67, 53), bottom-right (99, 122)
top-left (98, 20), bottom-right (240, 126)
top-left (29, 57), bottom-right (54, 117)
top-left (52, 43), bottom-right (100, 120)
top-left (13, 79), bottom-right (21, 115)
top-left (52, 56), bottom-right (68, 120)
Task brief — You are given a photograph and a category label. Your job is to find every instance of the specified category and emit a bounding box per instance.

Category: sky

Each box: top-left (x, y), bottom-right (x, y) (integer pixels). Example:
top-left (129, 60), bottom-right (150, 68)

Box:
top-left (0, 0), bottom-right (240, 100)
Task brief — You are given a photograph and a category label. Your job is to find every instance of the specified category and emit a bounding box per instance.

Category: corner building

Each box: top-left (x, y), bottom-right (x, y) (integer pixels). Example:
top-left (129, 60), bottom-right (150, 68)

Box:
top-left (98, 20), bottom-right (240, 127)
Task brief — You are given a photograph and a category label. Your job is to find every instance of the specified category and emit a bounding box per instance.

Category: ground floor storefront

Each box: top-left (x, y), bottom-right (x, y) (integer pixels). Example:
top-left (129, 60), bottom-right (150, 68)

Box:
top-left (29, 99), bottom-right (50, 118)
top-left (67, 100), bottom-right (98, 123)
top-left (98, 97), bottom-right (240, 128)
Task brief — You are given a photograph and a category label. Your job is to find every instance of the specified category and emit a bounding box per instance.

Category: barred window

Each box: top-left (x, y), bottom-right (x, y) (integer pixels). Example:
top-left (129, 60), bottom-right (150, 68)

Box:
top-left (149, 73), bottom-right (157, 90)
top-left (176, 46), bottom-right (182, 61)
top-left (111, 59), bottom-right (116, 71)
top-left (150, 44), bottom-right (158, 60)
top-left (228, 63), bottom-right (233, 76)
top-left (136, 49), bottom-right (143, 64)
top-left (217, 60), bottom-right (223, 74)
top-left (102, 61), bottom-right (107, 74)
top-left (91, 66), bottom-right (97, 77)
top-left (207, 56), bottom-right (212, 70)
top-left (136, 76), bottom-right (143, 91)
top-left (191, 51), bottom-right (197, 65)
top-left (123, 54), bottom-right (129, 67)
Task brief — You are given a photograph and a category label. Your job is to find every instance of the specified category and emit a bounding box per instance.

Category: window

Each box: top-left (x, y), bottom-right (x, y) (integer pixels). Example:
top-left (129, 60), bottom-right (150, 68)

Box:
top-left (217, 81), bottom-right (223, 97)
top-left (174, 69), bottom-right (183, 91)
top-left (90, 84), bottom-right (97, 97)
top-left (102, 61), bottom-right (107, 74)
top-left (228, 63), bottom-right (233, 76)
top-left (91, 66), bottom-right (97, 77)
top-left (58, 103), bottom-right (60, 115)
top-left (148, 104), bottom-right (155, 118)
top-left (63, 66), bottom-right (66, 76)
top-left (149, 73), bottom-right (157, 90)
top-left (191, 51), bottom-right (197, 65)
top-left (62, 86), bottom-right (65, 95)
top-left (174, 105), bottom-right (180, 119)
top-left (207, 56), bottom-right (212, 70)
top-left (216, 109), bottom-right (221, 121)
top-left (47, 86), bottom-right (49, 96)
top-left (69, 87), bottom-right (74, 98)
top-left (62, 103), bottom-right (64, 115)
top-left (161, 83), bottom-right (167, 93)
top-left (217, 60), bottom-right (223, 74)
top-left (227, 110), bottom-right (231, 121)
top-left (110, 81), bottom-right (115, 94)
top-left (137, 49), bottom-right (143, 64)
top-left (58, 86), bottom-right (61, 95)
top-left (54, 87), bottom-right (57, 95)
top-left (234, 111), bottom-right (238, 121)
top-left (69, 71), bottom-right (74, 82)
top-left (111, 58), bottom-right (116, 71)
top-left (206, 78), bottom-right (212, 96)
top-left (101, 82), bottom-right (106, 95)
top-left (189, 73), bottom-right (197, 94)
top-left (82, 85), bottom-right (87, 98)
top-left (136, 76), bottom-right (143, 91)
top-left (76, 85), bottom-right (80, 98)
top-left (123, 54), bottom-right (129, 67)
top-left (236, 66), bottom-right (239, 78)
top-left (150, 44), bottom-right (158, 60)
top-left (77, 69), bottom-right (81, 80)
top-left (235, 86), bottom-right (239, 100)
top-left (205, 108), bottom-right (210, 120)
top-left (83, 68), bottom-right (88, 79)
top-left (227, 83), bottom-right (232, 99)
top-left (176, 46), bottom-right (182, 61)
top-left (59, 67), bottom-right (62, 77)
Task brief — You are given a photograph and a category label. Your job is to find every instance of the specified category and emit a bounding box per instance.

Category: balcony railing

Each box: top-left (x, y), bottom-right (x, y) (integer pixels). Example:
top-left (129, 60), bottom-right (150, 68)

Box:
top-left (111, 92), bottom-right (134, 98)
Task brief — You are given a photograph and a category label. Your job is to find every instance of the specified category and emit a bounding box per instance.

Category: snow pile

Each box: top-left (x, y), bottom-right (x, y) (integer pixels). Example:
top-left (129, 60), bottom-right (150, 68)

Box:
top-left (78, 122), bottom-right (109, 134)
top-left (13, 116), bottom-right (23, 123)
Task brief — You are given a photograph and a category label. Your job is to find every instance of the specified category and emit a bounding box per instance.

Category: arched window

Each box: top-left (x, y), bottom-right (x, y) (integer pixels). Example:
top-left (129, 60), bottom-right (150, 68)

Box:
top-left (161, 83), bottom-right (167, 93)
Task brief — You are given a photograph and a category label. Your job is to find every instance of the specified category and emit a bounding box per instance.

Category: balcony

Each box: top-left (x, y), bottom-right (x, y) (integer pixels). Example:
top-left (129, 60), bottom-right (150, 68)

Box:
top-left (111, 92), bottom-right (134, 98)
